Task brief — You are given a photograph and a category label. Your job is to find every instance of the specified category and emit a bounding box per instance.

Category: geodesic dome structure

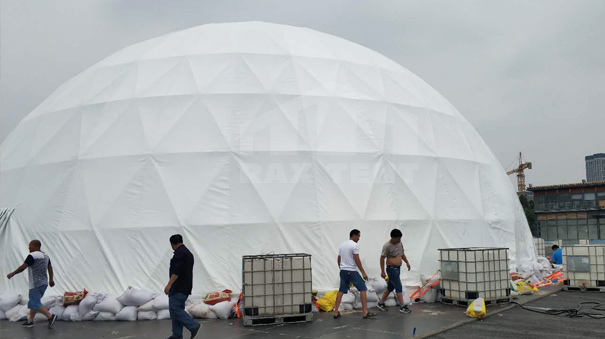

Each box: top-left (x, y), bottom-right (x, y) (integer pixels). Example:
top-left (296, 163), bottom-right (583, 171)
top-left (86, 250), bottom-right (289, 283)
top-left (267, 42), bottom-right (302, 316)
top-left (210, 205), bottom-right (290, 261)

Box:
top-left (0, 22), bottom-right (535, 295)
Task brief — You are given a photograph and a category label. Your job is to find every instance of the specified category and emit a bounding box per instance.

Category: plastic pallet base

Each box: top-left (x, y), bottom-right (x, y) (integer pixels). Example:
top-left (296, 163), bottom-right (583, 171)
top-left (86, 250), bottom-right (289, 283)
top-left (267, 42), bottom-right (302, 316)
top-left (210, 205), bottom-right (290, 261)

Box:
top-left (440, 297), bottom-right (511, 307)
top-left (243, 313), bottom-right (313, 326)
top-left (563, 286), bottom-right (605, 293)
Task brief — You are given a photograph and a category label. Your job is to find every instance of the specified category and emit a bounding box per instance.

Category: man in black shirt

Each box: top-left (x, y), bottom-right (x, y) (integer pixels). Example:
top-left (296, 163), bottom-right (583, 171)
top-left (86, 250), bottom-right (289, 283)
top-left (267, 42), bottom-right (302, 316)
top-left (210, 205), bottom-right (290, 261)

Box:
top-left (164, 234), bottom-right (200, 339)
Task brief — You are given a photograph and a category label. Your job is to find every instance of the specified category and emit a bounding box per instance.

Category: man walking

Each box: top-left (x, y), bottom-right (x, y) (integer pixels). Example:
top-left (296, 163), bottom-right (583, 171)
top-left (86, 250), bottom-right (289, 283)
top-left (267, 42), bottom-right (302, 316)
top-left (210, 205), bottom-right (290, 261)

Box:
top-left (333, 229), bottom-right (376, 319)
top-left (164, 234), bottom-right (200, 339)
top-left (376, 229), bottom-right (412, 313)
top-left (6, 240), bottom-right (58, 328)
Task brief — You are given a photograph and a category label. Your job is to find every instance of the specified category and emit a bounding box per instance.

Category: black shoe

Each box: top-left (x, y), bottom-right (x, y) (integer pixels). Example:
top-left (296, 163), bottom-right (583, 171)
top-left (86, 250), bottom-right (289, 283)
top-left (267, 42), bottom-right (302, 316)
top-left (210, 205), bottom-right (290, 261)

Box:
top-left (22, 322), bottom-right (34, 328)
top-left (376, 302), bottom-right (388, 311)
top-left (363, 312), bottom-right (377, 319)
top-left (48, 314), bottom-right (58, 329)
top-left (399, 305), bottom-right (411, 314)
top-left (190, 323), bottom-right (201, 339)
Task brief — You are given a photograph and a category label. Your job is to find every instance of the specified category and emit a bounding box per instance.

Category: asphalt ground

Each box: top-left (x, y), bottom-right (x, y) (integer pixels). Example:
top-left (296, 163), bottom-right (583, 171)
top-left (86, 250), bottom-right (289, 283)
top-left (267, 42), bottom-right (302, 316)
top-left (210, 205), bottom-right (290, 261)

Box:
top-left (429, 290), bottom-right (605, 339)
top-left (2, 286), bottom-right (596, 339)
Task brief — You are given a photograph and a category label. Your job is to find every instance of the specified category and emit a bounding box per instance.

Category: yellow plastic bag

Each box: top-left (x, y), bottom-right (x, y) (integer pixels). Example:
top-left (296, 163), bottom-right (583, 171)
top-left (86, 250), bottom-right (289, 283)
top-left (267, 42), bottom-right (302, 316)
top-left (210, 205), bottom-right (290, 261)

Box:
top-left (317, 290), bottom-right (338, 312)
top-left (465, 298), bottom-right (486, 319)
top-left (515, 280), bottom-right (537, 295)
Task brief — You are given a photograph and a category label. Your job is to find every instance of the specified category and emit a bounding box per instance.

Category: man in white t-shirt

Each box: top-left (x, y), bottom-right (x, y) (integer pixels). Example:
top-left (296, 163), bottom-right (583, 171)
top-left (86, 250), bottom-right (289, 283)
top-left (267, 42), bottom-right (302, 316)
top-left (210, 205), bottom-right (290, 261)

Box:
top-left (333, 229), bottom-right (376, 319)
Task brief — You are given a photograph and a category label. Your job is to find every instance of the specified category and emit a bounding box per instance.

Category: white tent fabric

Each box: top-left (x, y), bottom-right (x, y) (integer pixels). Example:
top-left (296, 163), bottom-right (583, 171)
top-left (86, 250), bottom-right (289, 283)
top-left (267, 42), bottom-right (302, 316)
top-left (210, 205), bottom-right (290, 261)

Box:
top-left (0, 22), bottom-right (535, 295)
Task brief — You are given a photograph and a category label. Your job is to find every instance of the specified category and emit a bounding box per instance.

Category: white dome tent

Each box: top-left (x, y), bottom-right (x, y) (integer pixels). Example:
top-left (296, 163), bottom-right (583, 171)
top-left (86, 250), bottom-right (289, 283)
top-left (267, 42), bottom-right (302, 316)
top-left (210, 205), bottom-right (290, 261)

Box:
top-left (0, 22), bottom-right (535, 295)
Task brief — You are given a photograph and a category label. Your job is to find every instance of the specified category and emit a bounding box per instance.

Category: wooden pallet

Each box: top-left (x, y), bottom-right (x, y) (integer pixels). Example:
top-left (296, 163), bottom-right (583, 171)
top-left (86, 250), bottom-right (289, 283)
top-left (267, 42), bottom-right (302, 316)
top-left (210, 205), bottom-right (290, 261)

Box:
top-left (243, 313), bottom-right (313, 326)
top-left (440, 297), bottom-right (511, 307)
top-left (563, 286), bottom-right (605, 293)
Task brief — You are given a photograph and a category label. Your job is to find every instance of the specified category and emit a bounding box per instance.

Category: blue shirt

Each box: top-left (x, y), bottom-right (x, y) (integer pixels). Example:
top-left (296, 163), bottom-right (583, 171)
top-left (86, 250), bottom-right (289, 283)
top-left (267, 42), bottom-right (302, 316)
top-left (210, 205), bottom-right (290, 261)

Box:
top-left (551, 248), bottom-right (562, 265)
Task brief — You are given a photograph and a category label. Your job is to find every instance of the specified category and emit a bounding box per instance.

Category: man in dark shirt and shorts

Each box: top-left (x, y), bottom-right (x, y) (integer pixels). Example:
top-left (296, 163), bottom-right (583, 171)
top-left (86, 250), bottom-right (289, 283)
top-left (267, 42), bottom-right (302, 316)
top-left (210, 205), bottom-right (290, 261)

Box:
top-left (376, 229), bottom-right (411, 313)
top-left (164, 234), bottom-right (200, 339)
top-left (6, 239), bottom-right (58, 328)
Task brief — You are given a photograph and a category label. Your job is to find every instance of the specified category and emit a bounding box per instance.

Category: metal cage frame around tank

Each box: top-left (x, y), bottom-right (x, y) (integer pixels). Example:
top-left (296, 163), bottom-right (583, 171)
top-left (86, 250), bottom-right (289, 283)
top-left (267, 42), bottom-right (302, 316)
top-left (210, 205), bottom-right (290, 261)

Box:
top-left (533, 238), bottom-right (546, 257)
top-left (242, 253), bottom-right (313, 324)
top-left (562, 244), bottom-right (605, 290)
top-left (438, 247), bottom-right (511, 305)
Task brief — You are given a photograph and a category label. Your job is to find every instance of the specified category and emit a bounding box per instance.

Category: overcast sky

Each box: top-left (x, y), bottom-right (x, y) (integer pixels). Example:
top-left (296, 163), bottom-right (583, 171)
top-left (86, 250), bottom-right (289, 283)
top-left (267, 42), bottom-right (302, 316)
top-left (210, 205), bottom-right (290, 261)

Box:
top-left (1, 0), bottom-right (604, 187)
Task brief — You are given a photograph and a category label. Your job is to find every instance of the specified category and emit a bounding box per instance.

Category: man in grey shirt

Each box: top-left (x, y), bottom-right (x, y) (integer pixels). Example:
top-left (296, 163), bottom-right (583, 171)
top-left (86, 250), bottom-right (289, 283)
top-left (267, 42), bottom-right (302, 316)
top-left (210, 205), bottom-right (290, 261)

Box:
top-left (7, 239), bottom-right (58, 328)
top-left (376, 229), bottom-right (411, 313)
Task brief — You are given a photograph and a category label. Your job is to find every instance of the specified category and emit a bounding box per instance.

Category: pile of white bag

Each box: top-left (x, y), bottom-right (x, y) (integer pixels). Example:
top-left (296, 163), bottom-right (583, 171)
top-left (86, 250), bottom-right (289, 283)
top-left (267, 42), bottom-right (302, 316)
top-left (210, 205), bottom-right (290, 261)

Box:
top-left (55, 292), bottom-right (106, 322)
top-left (370, 277), bottom-right (414, 306)
top-left (336, 278), bottom-right (413, 312)
top-left (93, 294), bottom-right (125, 321)
top-left (1, 287), bottom-right (239, 323)
top-left (415, 273), bottom-right (440, 303)
top-left (186, 300), bottom-right (237, 320)
top-left (114, 286), bottom-right (156, 321)
top-left (0, 293), bottom-right (21, 320)
top-left (517, 258), bottom-right (554, 285)
top-left (135, 294), bottom-right (171, 321)
top-left (1, 292), bottom-right (25, 322)
top-left (0, 293), bottom-right (63, 322)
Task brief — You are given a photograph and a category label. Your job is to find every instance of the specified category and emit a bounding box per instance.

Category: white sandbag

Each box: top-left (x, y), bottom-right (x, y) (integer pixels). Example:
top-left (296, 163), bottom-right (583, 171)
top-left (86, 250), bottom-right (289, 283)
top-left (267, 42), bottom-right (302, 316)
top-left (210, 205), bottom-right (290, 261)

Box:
top-left (367, 301), bottom-right (378, 309)
top-left (157, 309), bottom-right (171, 320)
top-left (7, 305), bottom-right (28, 322)
top-left (137, 300), bottom-right (155, 312)
top-left (341, 293), bottom-right (356, 304)
top-left (62, 305), bottom-right (79, 321)
top-left (0, 293), bottom-right (22, 312)
top-left (188, 303), bottom-right (217, 319)
top-left (153, 295), bottom-right (169, 310)
top-left (419, 289), bottom-right (438, 303)
top-left (403, 289), bottom-right (412, 305)
top-left (117, 287), bottom-right (155, 307)
top-left (116, 306), bottom-right (138, 321)
top-left (517, 259), bottom-right (541, 279)
top-left (94, 295), bottom-right (124, 314)
top-left (49, 305), bottom-right (65, 319)
top-left (41, 296), bottom-right (61, 309)
top-left (81, 311), bottom-right (99, 321)
top-left (79, 294), bottom-right (102, 317)
top-left (0, 309), bottom-right (6, 320)
top-left (138, 311), bottom-right (158, 320)
top-left (537, 257), bottom-right (552, 270)
top-left (187, 295), bottom-right (205, 305)
top-left (209, 300), bottom-right (236, 320)
top-left (385, 298), bottom-right (398, 307)
top-left (338, 303), bottom-right (354, 311)
top-left (365, 290), bottom-right (379, 303)
top-left (368, 277), bottom-right (388, 295)
top-left (95, 312), bottom-right (117, 321)
top-left (34, 312), bottom-right (49, 322)
top-left (312, 305), bottom-right (319, 313)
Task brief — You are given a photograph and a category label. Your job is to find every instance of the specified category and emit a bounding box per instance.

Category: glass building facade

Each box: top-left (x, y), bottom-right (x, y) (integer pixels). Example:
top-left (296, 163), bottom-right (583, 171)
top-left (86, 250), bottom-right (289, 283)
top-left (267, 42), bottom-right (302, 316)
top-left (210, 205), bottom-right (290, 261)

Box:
top-left (530, 182), bottom-right (605, 242)
top-left (586, 153), bottom-right (605, 183)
